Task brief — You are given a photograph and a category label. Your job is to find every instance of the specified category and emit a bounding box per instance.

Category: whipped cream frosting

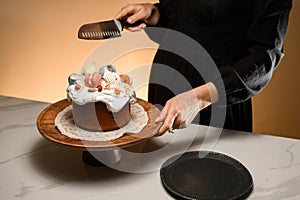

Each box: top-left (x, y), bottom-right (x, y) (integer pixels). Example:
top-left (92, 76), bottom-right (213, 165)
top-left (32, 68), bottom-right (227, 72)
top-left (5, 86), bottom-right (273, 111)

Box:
top-left (67, 65), bottom-right (136, 113)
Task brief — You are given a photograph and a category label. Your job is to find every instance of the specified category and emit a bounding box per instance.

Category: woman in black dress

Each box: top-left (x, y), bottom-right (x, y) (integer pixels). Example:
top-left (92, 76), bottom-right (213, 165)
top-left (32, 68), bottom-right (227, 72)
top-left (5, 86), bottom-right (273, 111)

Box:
top-left (115, 0), bottom-right (292, 135)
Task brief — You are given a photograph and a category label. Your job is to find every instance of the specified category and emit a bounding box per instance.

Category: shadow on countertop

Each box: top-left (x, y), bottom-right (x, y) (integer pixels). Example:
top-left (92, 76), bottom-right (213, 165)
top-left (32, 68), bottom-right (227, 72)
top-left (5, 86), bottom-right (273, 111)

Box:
top-left (30, 125), bottom-right (225, 185)
top-left (29, 138), bottom-right (135, 185)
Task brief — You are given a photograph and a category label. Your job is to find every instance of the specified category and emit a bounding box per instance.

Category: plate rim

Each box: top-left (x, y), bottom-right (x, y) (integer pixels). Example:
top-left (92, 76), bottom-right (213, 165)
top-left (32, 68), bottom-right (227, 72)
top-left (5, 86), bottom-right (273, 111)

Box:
top-left (160, 151), bottom-right (253, 200)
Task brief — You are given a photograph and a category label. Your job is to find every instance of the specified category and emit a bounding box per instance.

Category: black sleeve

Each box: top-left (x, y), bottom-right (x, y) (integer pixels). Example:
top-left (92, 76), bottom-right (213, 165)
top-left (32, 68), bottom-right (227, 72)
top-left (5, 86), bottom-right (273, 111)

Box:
top-left (215, 0), bottom-right (292, 105)
top-left (153, 3), bottom-right (168, 27)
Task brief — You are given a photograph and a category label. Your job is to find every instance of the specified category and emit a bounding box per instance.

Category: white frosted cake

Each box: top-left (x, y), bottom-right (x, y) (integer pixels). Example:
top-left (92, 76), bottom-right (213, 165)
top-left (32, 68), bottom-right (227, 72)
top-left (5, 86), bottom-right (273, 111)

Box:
top-left (67, 65), bottom-right (136, 131)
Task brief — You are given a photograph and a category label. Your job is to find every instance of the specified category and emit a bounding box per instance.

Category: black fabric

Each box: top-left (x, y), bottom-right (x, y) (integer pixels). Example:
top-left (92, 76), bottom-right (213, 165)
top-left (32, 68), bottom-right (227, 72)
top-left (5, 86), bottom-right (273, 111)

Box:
top-left (148, 0), bottom-right (291, 132)
top-left (148, 49), bottom-right (252, 132)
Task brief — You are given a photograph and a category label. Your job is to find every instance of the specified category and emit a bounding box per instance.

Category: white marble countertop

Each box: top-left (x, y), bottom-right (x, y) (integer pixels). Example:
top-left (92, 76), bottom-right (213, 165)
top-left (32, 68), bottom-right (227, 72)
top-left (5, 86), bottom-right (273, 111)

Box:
top-left (0, 96), bottom-right (299, 200)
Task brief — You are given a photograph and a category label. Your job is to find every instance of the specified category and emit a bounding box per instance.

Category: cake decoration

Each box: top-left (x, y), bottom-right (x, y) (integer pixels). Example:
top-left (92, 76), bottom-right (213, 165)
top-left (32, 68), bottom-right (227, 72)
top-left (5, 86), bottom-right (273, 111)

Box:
top-left (66, 64), bottom-right (137, 132)
top-left (67, 64), bottom-right (136, 113)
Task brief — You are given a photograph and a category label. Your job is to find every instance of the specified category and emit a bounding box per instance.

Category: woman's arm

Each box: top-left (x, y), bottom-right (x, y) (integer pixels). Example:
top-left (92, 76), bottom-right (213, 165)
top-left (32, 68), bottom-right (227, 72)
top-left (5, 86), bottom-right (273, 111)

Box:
top-left (155, 82), bottom-right (218, 135)
top-left (155, 0), bottom-right (292, 134)
top-left (216, 0), bottom-right (292, 105)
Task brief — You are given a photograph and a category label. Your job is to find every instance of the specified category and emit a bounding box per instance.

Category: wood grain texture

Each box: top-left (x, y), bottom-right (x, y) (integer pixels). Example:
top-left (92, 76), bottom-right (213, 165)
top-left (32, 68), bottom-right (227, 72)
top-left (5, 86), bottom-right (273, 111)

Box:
top-left (36, 99), bottom-right (161, 151)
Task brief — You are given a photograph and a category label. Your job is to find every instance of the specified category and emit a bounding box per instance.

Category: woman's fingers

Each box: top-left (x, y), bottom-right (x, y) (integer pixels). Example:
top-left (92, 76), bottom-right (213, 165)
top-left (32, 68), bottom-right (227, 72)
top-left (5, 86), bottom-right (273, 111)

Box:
top-left (155, 93), bottom-right (199, 136)
top-left (114, 4), bottom-right (147, 24)
top-left (172, 114), bottom-right (183, 129)
top-left (114, 4), bottom-right (136, 20)
top-left (126, 23), bottom-right (147, 31)
top-left (156, 101), bottom-right (181, 135)
top-left (154, 106), bottom-right (167, 136)
top-left (155, 101), bottom-right (169, 123)
top-left (158, 113), bottom-right (176, 135)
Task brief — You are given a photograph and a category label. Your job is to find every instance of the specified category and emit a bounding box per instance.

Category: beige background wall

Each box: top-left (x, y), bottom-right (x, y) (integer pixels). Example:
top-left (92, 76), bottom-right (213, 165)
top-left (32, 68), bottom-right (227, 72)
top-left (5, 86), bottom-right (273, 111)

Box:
top-left (252, 0), bottom-right (300, 139)
top-left (0, 0), bottom-right (299, 139)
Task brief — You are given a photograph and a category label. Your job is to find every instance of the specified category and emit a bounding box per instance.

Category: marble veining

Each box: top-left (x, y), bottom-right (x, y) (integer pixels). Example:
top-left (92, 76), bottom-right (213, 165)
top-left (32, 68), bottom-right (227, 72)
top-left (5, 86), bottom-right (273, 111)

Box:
top-left (0, 95), bottom-right (299, 200)
top-left (15, 183), bottom-right (35, 198)
top-left (251, 175), bottom-right (300, 200)
top-left (0, 143), bottom-right (52, 165)
top-left (270, 143), bottom-right (300, 170)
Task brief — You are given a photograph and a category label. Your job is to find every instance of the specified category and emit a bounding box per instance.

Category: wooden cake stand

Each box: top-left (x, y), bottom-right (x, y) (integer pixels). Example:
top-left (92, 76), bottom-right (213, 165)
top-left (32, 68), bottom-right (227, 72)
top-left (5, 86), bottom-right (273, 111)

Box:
top-left (36, 98), bottom-right (161, 166)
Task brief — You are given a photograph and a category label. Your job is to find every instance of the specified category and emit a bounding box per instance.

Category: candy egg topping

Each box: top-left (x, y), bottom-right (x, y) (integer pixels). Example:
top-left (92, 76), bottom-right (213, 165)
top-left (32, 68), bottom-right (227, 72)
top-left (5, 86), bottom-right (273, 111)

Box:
top-left (67, 65), bottom-right (136, 112)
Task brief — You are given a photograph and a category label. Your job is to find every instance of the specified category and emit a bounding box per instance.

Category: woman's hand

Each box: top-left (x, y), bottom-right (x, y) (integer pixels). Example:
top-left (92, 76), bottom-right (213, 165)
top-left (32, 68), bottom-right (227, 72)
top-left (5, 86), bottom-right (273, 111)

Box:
top-left (114, 3), bottom-right (160, 31)
top-left (155, 82), bottom-right (219, 136)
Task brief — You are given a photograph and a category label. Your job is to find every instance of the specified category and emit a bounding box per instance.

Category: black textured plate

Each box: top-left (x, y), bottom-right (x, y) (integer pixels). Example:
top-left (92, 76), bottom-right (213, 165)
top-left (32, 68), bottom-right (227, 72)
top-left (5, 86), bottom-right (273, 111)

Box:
top-left (160, 151), bottom-right (253, 200)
